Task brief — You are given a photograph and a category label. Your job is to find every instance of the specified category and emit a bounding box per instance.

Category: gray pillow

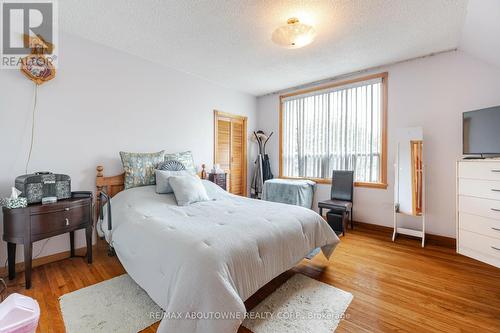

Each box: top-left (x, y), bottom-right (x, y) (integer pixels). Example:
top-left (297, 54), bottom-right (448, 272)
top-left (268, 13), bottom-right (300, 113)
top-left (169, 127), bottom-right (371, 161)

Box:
top-left (169, 175), bottom-right (209, 206)
top-left (155, 169), bottom-right (192, 194)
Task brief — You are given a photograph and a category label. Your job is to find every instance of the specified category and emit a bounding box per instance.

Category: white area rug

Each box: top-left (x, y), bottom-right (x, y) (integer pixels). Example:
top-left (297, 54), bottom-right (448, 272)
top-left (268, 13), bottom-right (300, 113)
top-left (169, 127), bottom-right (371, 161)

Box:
top-left (60, 273), bottom-right (352, 333)
top-left (59, 274), bottom-right (161, 333)
top-left (243, 274), bottom-right (353, 333)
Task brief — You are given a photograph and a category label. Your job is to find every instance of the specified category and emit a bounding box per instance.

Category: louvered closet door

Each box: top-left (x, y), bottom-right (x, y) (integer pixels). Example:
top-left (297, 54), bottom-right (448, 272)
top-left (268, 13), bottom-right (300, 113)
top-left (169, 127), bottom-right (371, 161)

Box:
top-left (230, 119), bottom-right (244, 195)
top-left (216, 118), bottom-right (231, 174)
top-left (214, 111), bottom-right (247, 196)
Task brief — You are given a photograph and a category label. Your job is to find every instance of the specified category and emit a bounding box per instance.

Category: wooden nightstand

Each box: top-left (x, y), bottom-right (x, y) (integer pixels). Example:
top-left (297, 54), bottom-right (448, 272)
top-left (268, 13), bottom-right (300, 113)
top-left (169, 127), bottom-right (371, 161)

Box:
top-left (2, 193), bottom-right (93, 289)
top-left (208, 173), bottom-right (227, 191)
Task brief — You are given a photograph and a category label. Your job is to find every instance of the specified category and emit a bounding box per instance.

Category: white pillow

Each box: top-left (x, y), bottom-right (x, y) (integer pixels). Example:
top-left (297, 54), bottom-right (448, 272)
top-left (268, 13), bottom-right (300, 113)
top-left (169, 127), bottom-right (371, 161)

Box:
top-left (169, 175), bottom-right (209, 206)
top-left (155, 169), bottom-right (192, 194)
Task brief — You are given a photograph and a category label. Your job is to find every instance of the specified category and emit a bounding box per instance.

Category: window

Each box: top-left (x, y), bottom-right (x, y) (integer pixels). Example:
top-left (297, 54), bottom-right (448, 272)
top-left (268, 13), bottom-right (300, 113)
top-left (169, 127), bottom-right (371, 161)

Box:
top-left (279, 73), bottom-right (387, 188)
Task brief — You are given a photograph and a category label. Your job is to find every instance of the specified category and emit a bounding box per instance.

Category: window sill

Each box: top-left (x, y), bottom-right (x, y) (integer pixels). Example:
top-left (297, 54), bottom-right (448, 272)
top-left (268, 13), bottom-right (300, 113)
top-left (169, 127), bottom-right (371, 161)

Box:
top-left (279, 176), bottom-right (388, 189)
top-left (354, 182), bottom-right (388, 189)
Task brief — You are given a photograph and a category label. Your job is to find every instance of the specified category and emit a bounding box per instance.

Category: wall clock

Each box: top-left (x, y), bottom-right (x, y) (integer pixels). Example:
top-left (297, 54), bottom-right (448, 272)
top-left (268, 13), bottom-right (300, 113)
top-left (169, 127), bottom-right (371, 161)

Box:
top-left (20, 35), bottom-right (56, 85)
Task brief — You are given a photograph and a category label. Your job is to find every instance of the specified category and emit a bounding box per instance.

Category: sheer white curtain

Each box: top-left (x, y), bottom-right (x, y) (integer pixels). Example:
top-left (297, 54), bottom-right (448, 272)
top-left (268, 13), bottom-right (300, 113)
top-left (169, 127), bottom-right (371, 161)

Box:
top-left (282, 78), bottom-right (382, 183)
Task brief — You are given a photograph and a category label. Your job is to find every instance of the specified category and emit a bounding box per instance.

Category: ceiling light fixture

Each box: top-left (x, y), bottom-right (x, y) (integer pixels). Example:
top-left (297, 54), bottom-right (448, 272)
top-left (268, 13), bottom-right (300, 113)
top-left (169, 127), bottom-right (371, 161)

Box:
top-left (272, 17), bottom-right (316, 49)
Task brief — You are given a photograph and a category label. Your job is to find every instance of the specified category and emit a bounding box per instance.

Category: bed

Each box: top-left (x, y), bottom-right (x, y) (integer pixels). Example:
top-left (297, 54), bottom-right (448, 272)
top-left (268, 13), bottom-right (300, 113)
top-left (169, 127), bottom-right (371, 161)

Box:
top-left (95, 165), bottom-right (340, 333)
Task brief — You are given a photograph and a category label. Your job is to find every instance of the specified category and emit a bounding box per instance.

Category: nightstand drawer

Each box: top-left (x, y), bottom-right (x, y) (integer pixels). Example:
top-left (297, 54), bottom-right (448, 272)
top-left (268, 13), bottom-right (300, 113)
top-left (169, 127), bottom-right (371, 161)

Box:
top-left (30, 204), bottom-right (89, 236)
top-left (31, 209), bottom-right (67, 235)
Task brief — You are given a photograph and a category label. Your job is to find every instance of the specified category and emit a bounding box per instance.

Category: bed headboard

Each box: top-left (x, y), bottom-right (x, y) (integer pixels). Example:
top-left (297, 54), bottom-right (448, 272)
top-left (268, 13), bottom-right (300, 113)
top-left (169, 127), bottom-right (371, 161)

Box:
top-left (95, 166), bottom-right (125, 220)
top-left (96, 166), bottom-right (125, 199)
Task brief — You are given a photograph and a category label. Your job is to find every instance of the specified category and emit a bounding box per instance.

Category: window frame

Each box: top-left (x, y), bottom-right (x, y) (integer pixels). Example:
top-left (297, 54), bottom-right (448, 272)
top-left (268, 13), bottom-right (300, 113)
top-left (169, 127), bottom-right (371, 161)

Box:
top-left (278, 72), bottom-right (388, 189)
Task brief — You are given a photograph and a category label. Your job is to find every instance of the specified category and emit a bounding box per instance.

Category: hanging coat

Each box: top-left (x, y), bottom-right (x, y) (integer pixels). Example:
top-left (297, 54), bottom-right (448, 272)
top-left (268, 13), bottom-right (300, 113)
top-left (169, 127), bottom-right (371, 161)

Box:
top-left (251, 154), bottom-right (264, 198)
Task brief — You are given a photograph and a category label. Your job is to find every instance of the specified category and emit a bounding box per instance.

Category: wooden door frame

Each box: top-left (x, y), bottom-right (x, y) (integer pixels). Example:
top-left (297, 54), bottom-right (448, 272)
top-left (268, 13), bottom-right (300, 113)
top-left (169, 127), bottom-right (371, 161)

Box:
top-left (214, 110), bottom-right (248, 196)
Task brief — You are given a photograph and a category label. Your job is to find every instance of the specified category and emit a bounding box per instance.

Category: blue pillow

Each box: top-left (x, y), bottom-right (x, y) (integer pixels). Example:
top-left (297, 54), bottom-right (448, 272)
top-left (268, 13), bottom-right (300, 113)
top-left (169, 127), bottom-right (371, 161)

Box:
top-left (155, 169), bottom-right (192, 194)
top-left (169, 175), bottom-right (209, 206)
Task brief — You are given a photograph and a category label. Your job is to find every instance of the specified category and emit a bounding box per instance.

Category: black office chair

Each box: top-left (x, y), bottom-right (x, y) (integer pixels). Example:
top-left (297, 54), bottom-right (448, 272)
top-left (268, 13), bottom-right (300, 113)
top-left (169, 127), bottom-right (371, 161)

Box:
top-left (318, 170), bottom-right (354, 231)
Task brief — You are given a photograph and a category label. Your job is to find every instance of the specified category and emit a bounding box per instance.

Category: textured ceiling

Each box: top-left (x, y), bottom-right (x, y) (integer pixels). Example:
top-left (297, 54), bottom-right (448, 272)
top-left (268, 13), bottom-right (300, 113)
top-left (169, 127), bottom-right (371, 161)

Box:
top-left (59, 0), bottom-right (468, 96)
top-left (460, 0), bottom-right (500, 69)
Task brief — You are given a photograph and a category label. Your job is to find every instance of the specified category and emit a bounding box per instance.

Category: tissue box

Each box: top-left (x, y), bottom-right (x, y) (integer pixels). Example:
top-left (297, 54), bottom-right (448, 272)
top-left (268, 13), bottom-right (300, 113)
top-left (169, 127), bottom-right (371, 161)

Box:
top-left (0, 197), bottom-right (28, 209)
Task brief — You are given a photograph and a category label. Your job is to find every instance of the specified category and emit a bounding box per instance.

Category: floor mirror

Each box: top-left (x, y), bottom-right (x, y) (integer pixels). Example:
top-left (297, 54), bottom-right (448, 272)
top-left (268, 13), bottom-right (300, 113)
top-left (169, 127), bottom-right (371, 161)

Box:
top-left (393, 127), bottom-right (425, 247)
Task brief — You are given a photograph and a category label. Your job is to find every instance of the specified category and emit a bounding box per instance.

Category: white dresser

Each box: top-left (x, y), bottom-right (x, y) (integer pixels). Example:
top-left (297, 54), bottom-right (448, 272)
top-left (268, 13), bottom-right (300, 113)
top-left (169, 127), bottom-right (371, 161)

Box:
top-left (457, 160), bottom-right (500, 268)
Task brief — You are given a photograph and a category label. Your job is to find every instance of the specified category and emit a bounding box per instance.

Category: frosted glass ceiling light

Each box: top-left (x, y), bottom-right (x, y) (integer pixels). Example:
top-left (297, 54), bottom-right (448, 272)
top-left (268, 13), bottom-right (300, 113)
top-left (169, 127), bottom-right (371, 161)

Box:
top-left (272, 17), bottom-right (316, 49)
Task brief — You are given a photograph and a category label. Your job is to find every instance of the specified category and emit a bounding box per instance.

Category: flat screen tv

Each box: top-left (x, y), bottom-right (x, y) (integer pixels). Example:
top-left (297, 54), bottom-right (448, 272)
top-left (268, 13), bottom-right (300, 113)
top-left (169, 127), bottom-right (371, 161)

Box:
top-left (463, 105), bottom-right (500, 156)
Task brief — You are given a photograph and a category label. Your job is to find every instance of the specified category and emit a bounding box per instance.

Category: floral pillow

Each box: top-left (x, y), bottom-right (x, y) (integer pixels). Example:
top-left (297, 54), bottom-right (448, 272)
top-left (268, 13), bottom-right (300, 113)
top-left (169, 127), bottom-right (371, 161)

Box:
top-left (120, 151), bottom-right (165, 189)
top-left (164, 151), bottom-right (197, 175)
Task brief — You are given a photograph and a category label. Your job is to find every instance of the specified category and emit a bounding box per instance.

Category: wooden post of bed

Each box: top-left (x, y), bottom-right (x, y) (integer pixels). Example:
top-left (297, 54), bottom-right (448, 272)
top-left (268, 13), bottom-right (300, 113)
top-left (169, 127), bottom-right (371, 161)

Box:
top-left (96, 166), bottom-right (104, 225)
top-left (96, 165), bottom-right (125, 256)
top-left (95, 165), bottom-right (126, 217)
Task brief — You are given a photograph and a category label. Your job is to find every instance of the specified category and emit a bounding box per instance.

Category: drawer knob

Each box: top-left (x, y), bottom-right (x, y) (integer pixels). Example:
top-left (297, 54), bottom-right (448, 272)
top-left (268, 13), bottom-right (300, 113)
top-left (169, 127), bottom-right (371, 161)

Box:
top-left (492, 246), bottom-right (500, 251)
top-left (492, 227), bottom-right (500, 232)
top-left (492, 170), bottom-right (500, 173)
top-left (65, 218), bottom-right (70, 226)
top-left (491, 208), bottom-right (500, 212)
top-left (491, 189), bottom-right (500, 192)
top-left (65, 207), bottom-right (70, 211)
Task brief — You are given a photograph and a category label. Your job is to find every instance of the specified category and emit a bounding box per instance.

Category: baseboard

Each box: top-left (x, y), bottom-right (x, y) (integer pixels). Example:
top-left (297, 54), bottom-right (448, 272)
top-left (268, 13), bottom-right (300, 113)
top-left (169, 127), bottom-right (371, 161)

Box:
top-left (0, 246), bottom-right (94, 277)
top-left (353, 221), bottom-right (456, 249)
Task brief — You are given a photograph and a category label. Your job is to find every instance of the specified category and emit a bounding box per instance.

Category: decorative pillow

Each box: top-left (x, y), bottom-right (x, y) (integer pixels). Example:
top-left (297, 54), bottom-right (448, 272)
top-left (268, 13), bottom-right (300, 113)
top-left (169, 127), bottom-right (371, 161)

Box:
top-left (169, 175), bottom-right (209, 206)
top-left (120, 151), bottom-right (165, 189)
top-left (155, 169), bottom-right (192, 194)
top-left (164, 151), bottom-right (196, 175)
top-left (157, 160), bottom-right (186, 171)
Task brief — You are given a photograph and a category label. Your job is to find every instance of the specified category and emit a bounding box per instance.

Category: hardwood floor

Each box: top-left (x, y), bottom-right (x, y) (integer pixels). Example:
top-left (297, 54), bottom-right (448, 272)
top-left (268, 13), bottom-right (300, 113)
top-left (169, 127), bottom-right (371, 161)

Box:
top-left (4, 224), bottom-right (500, 333)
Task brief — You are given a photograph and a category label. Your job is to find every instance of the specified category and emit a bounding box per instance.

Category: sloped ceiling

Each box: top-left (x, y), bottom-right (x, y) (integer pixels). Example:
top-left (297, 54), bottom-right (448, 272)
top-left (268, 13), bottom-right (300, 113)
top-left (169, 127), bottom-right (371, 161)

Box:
top-left (460, 0), bottom-right (500, 69)
top-left (59, 0), bottom-right (468, 96)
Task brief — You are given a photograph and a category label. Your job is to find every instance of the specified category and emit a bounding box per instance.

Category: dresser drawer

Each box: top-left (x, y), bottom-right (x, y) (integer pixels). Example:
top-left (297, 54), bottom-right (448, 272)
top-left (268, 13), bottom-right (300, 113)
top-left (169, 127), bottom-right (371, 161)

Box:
top-left (459, 230), bottom-right (500, 267)
top-left (459, 212), bottom-right (500, 240)
top-left (458, 178), bottom-right (500, 200)
top-left (458, 195), bottom-right (500, 220)
top-left (459, 161), bottom-right (500, 181)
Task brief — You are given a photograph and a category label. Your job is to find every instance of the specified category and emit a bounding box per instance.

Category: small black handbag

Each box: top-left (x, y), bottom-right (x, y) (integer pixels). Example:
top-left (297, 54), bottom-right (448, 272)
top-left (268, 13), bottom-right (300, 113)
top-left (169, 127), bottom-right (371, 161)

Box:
top-left (15, 172), bottom-right (71, 204)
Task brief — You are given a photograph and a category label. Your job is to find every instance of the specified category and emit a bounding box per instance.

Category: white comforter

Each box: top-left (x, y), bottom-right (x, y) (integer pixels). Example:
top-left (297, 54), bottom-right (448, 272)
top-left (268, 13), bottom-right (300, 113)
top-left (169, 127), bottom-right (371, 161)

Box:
top-left (98, 181), bottom-right (339, 333)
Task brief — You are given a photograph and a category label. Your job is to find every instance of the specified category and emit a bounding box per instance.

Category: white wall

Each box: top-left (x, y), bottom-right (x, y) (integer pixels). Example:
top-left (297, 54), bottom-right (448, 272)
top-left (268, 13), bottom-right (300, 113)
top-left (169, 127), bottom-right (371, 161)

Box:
top-left (0, 33), bottom-right (257, 264)
top-left (257, 51), bottom-right (500, 238)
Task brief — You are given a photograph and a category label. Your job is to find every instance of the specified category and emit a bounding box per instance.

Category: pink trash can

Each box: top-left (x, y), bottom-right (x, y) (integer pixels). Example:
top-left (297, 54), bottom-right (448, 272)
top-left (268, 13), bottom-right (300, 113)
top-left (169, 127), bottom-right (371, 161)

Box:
top-left (0, 294), bottom-right (40, 333)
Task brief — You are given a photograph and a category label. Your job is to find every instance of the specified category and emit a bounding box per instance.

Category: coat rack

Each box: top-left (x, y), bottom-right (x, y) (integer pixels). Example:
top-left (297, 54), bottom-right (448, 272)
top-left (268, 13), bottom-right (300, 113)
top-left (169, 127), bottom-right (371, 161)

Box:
top-left (250, 131), bottom-right (274, 198)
